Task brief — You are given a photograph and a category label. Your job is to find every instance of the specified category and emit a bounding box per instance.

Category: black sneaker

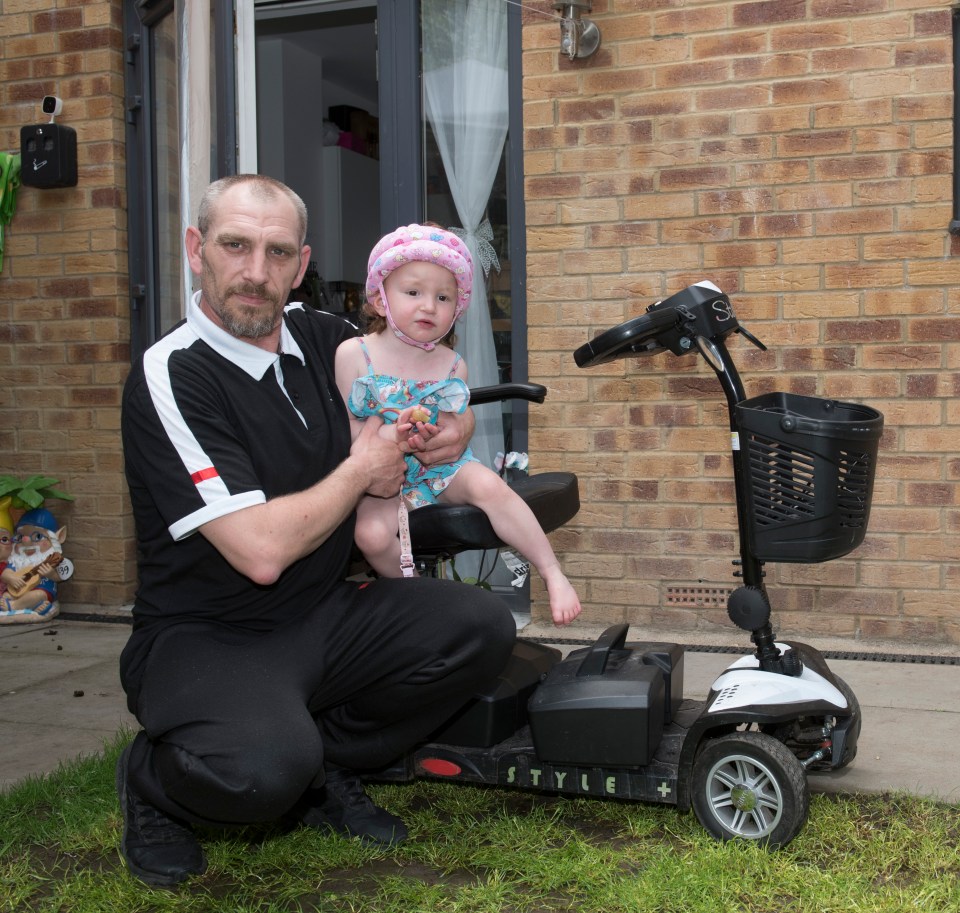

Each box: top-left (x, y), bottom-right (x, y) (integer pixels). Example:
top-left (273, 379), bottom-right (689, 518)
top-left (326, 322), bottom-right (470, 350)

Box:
top-left (300, 765), bottom-right (408, 846)
top-left (116, 744), bottom-right (208, 886)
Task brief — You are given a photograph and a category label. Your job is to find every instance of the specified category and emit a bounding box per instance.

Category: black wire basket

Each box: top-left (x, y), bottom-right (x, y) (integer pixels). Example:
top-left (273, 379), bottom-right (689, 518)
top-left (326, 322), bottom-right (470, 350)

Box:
top-left (735, 392), bottom-right (884, 563)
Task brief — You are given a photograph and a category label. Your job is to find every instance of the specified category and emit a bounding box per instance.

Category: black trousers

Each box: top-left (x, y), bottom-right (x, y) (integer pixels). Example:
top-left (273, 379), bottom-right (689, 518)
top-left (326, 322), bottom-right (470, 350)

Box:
top-left (120, 578), bottom-right (516, 827)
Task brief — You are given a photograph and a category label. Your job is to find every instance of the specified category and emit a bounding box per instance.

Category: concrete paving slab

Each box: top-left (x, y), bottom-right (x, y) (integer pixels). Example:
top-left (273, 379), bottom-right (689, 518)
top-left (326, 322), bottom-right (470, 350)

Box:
top-left (815, 706), bottom-right (960, 802)
top-left (0, 722), bottom-right (126, 792)
top-left (0, 651), bottom-right (110, 692)
top-left (0, 621), bottom-right (136, 791)
top-left (0, 619), bottom-right (131, 660)
top-left (826, 659), bottom-right (960, 713)
top-left (0, 659), bottom-right (134, 729)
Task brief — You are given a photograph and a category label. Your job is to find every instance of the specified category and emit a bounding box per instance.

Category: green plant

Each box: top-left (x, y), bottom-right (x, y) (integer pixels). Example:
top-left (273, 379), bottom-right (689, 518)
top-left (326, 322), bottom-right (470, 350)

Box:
top-left (3, 737), bottom-right (960, 913)
top-left (0, 474), bottom-right (74, 512)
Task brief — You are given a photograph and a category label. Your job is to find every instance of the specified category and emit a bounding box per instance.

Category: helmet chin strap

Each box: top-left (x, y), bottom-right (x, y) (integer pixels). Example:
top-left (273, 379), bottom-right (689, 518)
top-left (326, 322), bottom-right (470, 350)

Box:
top-left (379, 282), bottom-right (455, 352)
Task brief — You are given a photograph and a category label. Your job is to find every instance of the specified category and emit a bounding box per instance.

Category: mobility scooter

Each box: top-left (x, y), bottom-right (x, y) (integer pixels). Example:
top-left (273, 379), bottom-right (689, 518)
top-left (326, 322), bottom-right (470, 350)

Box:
top-left (377, 281), bottom-right (883, 849)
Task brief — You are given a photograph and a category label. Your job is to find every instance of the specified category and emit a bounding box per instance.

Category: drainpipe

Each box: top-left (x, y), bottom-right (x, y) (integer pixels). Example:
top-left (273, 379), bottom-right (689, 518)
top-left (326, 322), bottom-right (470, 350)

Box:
top-left (952, 7), bottom-right (960, 234)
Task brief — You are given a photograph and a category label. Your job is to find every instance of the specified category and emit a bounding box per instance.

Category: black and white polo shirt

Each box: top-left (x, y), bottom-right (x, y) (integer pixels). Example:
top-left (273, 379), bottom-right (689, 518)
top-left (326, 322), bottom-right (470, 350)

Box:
top-left (122, 292), bottom-right (357, 629)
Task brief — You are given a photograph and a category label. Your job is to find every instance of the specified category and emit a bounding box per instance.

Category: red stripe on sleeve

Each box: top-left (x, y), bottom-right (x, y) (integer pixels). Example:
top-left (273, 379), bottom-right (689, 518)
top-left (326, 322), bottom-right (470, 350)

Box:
top-left (190, 467), bottom-right (219, 484)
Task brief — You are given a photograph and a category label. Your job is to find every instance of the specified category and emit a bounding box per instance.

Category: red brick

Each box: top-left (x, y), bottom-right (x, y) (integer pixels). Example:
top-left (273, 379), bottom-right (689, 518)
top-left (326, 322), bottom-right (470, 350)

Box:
top-left (914, 10), bottom-right (951, 37)
top-left (733, 0), bottom-right (806, 27)
top-left (59, 27), bottom-right (120, 53)
top-left (557, 98), bottom-right (616, 124)
top-left (659, 166), bottom-right (730, 191)
top-left (823, 319), bottom-right (901, 343)
top-left (33, 9), bottom-right (83, 32)
top-left (910, 320), bottom-right (960, 343)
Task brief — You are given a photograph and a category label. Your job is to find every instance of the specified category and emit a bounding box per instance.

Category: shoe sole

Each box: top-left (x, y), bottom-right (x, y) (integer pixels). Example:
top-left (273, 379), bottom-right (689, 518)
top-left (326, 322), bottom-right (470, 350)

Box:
top-left (115, 744), bottom-right (205, 887)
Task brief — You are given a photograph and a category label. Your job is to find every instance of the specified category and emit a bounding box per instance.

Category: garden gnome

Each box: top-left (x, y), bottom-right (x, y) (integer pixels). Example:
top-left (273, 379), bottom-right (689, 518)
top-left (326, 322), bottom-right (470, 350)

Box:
top-left (0, 497), bottom-right (13, 598)
top-left (0, 507), bottom-right (73, 624)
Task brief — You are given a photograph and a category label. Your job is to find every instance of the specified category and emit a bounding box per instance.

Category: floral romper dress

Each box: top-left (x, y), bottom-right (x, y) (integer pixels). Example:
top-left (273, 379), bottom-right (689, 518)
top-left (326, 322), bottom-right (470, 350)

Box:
top-left (347, 339), bottom-right (478, 509)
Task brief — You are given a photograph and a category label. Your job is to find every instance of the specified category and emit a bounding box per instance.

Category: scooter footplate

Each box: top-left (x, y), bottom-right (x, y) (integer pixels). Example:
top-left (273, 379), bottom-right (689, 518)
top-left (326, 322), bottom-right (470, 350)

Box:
top-left (377, 724), bottom-right (687, 806)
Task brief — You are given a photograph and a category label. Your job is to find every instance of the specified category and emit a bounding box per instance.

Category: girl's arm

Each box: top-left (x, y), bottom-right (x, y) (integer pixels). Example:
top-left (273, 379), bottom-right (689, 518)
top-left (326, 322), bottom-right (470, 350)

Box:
top-left (333, 338), bottom-right (372, 443)
top-left (453, 356), bottom-right (469, 383)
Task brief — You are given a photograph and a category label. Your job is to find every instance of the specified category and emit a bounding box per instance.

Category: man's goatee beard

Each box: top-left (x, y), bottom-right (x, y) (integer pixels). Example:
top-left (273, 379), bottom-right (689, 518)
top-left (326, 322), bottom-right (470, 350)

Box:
top-left (221, 308), bottom-right (278, 339)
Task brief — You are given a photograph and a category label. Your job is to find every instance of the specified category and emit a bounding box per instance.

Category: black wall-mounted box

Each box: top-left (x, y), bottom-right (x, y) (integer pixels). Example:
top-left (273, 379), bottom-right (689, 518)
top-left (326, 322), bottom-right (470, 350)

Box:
top-left (20, 123), bottom-right (78, 188)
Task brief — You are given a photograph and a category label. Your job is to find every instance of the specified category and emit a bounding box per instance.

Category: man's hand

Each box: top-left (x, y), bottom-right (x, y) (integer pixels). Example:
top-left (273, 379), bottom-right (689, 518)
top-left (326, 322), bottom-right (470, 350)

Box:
top-left (351, 417), bottom-right (407, 497)
top-left (403, 409), bottom-right (475, 468)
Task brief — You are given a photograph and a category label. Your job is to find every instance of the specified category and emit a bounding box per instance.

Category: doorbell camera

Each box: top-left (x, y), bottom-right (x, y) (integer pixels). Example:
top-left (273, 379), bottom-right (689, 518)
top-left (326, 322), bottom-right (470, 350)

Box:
top-left (41, 95), bottom-right (63, 120)
top-left (40, 95), bottom-right (63, 124)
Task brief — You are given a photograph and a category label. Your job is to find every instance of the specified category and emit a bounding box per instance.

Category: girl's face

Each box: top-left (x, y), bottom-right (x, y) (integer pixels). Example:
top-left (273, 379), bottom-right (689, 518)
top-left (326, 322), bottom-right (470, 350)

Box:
top-left (378, 261), bottom-right (458, 345)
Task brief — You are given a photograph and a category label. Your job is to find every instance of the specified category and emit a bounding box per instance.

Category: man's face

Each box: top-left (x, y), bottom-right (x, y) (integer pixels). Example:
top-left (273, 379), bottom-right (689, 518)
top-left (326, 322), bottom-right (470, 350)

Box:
top-left (186, 184), bottom-right (310, 344)
top-left (0, 528), bottom-right (12, 563)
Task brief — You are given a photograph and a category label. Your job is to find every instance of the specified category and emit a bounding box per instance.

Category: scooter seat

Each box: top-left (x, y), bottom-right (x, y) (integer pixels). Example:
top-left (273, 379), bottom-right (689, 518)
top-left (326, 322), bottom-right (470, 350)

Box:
top-left (409, 471), bottom-right (579, 558)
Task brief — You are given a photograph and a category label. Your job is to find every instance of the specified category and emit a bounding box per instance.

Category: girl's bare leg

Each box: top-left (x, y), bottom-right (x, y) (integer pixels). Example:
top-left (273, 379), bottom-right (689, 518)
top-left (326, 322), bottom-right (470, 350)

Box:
top-left (355, 495), bottom-right (408, 578)
top-left (441, 464), bottom-right (581, 626)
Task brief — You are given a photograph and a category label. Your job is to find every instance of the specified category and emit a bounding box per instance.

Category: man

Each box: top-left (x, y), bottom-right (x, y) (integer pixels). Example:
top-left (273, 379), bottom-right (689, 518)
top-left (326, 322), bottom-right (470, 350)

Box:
top-left (118, 174), bottom-right (516, 887)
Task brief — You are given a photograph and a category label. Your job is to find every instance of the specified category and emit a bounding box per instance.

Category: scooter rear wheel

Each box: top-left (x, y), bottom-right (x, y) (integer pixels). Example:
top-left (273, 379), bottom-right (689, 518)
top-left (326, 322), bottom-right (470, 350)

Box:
top-left (691, 731), bottom-right (808, 849)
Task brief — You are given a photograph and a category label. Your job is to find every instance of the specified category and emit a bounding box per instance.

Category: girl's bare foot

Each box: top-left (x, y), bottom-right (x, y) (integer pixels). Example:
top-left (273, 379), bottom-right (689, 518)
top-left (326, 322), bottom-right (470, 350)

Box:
top-left (542, 565), bottom-right (582, 626)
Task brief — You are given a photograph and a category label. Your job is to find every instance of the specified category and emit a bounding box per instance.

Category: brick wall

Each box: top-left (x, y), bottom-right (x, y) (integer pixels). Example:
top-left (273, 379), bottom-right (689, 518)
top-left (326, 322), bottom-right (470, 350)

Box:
top-left (522, 1), bottom-right (960, 645)
top-left (0, 2), bottom-right (134, 609)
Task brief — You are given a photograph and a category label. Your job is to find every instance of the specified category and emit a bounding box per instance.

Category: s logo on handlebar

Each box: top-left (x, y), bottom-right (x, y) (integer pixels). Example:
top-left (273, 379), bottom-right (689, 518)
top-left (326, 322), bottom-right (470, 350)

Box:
top-left (711, 299), bottom-right (734, 322)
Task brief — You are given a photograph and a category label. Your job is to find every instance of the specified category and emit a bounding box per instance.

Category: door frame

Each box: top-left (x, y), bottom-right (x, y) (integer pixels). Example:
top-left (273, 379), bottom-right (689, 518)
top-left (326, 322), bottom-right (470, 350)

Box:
top-left (237, 0), bottom-right (420, 228)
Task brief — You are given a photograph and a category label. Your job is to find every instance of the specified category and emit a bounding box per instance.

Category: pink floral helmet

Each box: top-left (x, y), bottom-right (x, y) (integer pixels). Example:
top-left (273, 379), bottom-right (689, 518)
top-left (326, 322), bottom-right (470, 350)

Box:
top-left (365, 224), bottom-right (474, 349)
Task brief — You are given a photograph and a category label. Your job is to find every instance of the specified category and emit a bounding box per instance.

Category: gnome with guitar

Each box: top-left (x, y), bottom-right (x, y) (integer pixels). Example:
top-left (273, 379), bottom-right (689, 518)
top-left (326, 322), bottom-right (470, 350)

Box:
top-left (0, 506), bottom-right (73, 623)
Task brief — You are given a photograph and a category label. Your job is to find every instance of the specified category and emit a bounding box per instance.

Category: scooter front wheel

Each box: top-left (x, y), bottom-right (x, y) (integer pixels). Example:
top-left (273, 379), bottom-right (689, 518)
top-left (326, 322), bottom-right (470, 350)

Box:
top-left (691, 731), bottom-right (809, 849)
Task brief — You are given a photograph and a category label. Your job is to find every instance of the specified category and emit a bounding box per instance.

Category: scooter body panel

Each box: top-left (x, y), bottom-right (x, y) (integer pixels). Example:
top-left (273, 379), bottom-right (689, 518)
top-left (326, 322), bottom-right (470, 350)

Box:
top-left (708, 665), bottom-right (846, 715)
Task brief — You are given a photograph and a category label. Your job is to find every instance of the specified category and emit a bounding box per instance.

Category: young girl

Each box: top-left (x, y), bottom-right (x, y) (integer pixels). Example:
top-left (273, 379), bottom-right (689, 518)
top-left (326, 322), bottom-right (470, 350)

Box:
top-left (334, 224), bottom-right (581, 627)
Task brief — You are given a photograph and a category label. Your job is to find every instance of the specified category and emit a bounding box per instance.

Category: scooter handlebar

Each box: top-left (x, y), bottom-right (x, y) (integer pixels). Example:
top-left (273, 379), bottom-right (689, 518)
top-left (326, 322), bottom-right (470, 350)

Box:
top-left (468, 383), bottom-right (548, 406)
top-left (575, 282), bottom-right (759, 369)
top-left (573, 307), bottom-right (680, 368)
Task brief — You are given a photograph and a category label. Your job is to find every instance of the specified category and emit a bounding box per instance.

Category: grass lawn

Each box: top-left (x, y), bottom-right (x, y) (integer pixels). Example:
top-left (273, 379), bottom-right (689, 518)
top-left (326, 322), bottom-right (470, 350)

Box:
top-left (2, 735), bottom-right (958, 913)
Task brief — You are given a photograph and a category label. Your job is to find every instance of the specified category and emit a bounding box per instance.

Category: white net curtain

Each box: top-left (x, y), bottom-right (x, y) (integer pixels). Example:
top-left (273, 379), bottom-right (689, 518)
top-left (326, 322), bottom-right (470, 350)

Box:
top-left (422, 0), bottom-right (509, 473)
top-left (422, 0), bottom-right (510, 582)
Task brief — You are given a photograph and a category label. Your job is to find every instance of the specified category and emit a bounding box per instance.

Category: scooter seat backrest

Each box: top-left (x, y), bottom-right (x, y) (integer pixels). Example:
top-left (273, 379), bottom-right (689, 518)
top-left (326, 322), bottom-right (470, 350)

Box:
top-left (409, 471), bottom-right (580, 559)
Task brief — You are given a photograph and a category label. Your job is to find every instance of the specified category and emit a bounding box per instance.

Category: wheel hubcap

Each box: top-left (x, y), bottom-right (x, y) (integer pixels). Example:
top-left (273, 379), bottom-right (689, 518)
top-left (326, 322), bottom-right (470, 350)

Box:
top-left (706, 753), bottom-right (784, 839)
top-left (730, 784), bottom-right (758, 812)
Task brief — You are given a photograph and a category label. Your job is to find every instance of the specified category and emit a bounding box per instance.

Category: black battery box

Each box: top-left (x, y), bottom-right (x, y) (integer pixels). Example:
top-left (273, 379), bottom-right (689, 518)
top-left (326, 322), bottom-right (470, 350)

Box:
top-left (528, 625), bottom-right (683, 768)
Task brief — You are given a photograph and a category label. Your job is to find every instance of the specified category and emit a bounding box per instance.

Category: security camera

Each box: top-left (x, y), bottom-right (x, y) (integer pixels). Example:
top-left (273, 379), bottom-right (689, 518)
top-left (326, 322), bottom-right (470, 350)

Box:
top-left (41, 96), bottom-right (63, 121)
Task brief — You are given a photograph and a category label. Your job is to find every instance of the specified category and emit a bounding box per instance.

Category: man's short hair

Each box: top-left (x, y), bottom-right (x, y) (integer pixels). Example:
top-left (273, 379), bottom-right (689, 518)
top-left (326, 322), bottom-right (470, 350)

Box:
top-left (197, 174), bottom-right (308, 247)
